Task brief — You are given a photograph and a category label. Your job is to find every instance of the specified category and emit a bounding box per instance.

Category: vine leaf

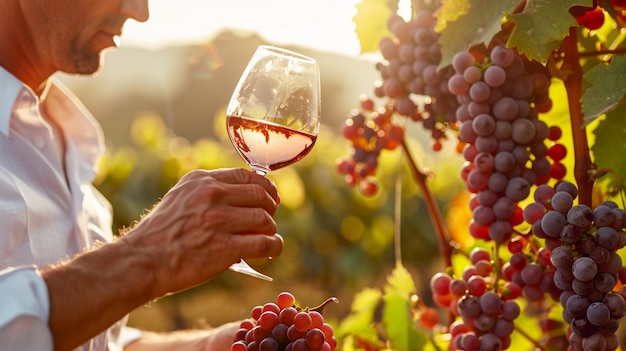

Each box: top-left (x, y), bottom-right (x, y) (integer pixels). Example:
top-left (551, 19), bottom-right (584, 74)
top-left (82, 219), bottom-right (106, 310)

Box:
top-left (582, 55), bottom-right (626, 125)
top-left (382, 264), bottom-right (427, 351)
top-left (382, 294), bottom-right (427, 351)
top-left (435, 0), bottom-right (472, 31)
top-left (506, 0), bottom-right (592, 63)
top-left (591, 103), bottom-right (626, 195)
top-left (353, 0), bottom-right (395, 54)
top-left (438, 0), bottom-right (519, 67)
top-left (335, 288), bottom-right (381, 337)
top-left (384, 263), bottom-right (416, 296)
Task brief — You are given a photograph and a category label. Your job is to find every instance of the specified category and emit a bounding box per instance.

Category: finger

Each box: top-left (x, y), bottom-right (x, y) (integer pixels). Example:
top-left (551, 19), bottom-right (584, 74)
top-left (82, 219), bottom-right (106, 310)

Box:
top-left (202, 168), bottom-right (281, 205)
top-left (176, 172), bottom-right (278, 217)
top-left (203, 206), bottom-right (277, 235)
top-left (226, 233), bottom-right (284, 260)
top-left (219, 182), bottom-right (279, 216)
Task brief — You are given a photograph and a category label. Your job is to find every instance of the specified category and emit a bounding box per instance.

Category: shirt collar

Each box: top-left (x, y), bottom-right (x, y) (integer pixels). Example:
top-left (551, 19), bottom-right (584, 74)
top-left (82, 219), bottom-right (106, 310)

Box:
top-left (0, 65), bottom-right (105, 168)
top-left (0, 66), bottom-right (29, 137)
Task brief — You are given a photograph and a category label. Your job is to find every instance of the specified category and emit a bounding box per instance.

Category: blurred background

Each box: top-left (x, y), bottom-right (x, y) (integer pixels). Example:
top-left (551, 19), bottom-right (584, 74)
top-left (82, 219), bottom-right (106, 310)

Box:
top-left (57, 0), bottom-right (468, 332)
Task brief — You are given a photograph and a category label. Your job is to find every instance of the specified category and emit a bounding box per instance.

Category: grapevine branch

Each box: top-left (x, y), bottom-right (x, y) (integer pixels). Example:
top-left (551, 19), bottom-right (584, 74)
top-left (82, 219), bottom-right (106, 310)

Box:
top-left (561, 27), bottom-right (594, 206)
top-left (401, 138), bottom-right (453, 268)
top-left (578, 46), bottom-right (626, 58)
top-left (513, 325), bottom-right (547, 351)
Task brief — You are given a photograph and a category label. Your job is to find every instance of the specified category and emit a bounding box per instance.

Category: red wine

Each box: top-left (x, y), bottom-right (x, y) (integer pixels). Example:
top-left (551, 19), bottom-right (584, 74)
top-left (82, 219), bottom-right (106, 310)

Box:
top-left (227, 115), bottom-right (317, 174)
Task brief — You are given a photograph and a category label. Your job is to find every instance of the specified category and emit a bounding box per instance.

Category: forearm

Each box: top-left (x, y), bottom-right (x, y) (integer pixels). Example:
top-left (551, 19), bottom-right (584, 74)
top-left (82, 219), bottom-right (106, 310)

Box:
top-left (124, 322), bottom-right (240, 351)
top-left (124, 330), bottom-right (210, 351)
top-left (42, 240), bottom-right (159, 351)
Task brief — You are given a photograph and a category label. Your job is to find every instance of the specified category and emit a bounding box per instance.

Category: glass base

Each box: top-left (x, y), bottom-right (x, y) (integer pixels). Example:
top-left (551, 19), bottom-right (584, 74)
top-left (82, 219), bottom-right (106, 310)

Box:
top-left (229, 259), bottom-right (273, 281)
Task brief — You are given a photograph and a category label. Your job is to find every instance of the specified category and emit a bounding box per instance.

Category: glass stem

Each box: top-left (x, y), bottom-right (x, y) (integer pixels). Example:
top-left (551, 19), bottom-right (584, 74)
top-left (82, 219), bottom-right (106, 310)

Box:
top-left (251, 166), bottom-right (268, 176)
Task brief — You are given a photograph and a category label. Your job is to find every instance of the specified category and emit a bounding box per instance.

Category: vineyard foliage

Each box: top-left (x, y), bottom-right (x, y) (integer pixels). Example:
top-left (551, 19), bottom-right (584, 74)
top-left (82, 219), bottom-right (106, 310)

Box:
top-left (91, 0), bottom-right (626, 350)
top-left (335, 0), bottom-right (626, 350)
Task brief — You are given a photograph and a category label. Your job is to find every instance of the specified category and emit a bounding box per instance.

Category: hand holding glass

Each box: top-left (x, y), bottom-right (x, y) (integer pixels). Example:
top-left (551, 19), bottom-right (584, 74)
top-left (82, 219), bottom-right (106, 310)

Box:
top-left (226, 45), bottom-right (321, 280)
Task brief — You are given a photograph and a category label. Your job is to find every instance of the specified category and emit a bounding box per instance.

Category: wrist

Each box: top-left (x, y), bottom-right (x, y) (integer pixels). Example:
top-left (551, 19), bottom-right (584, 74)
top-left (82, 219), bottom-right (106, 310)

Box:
top-left (41, 240), bottom-right (160, 350)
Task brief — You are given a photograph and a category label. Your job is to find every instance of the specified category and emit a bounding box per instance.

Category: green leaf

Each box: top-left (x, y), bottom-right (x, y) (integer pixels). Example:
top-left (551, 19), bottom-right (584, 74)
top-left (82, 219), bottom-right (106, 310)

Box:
top-left (353, 0), bottom-right (395, 54)
top-left (384, 262), bottom-right (416, 297)
top-left (591, 106), bottom-right (626, 194)
top-left (382, 294), bottom-right (428, 351)
top-left (336, 288), bottom-right (382, 337)
top-left (438, 0), bottom-right (519, 67)
top-left (435, 0), bottom-right (472, 31)
top-left (582, 55), bottom-right (626, 124)
top-left (506, 0), bottom-right (592, 63)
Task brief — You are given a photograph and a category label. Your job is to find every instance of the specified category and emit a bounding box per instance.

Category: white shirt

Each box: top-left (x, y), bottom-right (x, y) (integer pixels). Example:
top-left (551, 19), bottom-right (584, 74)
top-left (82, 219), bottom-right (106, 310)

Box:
top-left (0, 66), bottom-right (140, 350)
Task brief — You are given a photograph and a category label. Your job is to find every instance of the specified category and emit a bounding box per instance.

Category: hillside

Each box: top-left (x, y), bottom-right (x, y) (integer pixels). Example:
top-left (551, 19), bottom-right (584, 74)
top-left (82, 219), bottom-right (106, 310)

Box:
top-left (58, 30), bottom-right (380, 148)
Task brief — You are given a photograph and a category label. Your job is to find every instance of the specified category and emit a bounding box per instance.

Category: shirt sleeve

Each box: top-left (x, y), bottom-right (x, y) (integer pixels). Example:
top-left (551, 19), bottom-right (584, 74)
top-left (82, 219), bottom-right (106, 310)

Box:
top-left (120, 326), bottom-right (143, 346)
top-left (0, 266), bottom-right (53, 351)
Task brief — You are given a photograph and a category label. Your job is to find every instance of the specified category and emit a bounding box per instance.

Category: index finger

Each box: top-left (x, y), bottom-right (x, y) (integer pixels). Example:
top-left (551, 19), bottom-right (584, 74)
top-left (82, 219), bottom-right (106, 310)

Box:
top-left (205, 168), bottom-right (281, 205)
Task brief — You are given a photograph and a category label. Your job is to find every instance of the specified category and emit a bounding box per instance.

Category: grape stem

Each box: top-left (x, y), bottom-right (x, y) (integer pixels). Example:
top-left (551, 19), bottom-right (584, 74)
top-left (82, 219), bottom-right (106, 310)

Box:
top-left (492, 243), bottom-right (501, 293)
top-left (401, 138), bottom-right (453, 268)
top-left (561, 27), bottom-right (594, 206)
top-left (309, 297), bottom-right (339, 314)
top-left (513, 325), bottom-right (547, 351)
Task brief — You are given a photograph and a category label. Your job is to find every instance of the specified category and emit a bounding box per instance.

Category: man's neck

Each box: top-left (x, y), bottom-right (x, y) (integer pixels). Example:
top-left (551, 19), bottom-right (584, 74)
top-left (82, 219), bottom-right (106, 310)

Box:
top-left (0, 3), bottom-right (53, 94)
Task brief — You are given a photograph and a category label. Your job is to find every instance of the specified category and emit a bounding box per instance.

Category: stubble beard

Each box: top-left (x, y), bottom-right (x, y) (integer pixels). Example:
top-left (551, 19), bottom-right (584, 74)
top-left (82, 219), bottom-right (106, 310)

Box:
top-left (70, 43), bottom-right (105, 76)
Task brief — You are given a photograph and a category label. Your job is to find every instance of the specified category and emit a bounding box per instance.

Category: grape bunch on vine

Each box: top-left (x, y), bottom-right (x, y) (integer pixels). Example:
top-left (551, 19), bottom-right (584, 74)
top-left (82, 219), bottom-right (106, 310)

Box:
top-left (335, 0), bottom-right (626, 351)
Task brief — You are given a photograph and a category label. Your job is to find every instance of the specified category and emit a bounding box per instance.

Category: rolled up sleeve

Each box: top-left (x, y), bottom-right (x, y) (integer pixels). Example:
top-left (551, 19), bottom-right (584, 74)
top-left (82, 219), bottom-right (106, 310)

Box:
top-left (0, 266), bottom-right (53, 351)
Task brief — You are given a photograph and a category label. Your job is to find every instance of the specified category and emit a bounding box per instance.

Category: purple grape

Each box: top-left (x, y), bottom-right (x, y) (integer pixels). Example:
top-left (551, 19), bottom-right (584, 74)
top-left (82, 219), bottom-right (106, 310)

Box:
top-left (593, 205), bottom-right (615, 227)
top-left (587, 302), bottom-right (611, 326)
top-left (551, 191), bottom-right (574, 213)
top-left (556, 181), bottom-right (578, 199)
top-left (457, 295), bottom-right (481, 318)
top-left (504, 177), bottom-right (530, 202)
top-left (572, 257), bottom-right (598, 281)
top-left (479, 291), bottom-right (502, 316)
top-left (596, 227), bottom-right (619, 250)
top-left (541, 210), bottom-right (567, 238)
top-left (550, 246), bottom-right (574, 270)
top-left (566, 294), bottom-right (590, 317)
top-left (472, 114), bottom-right (496, 136)
top-left (511, 119), bottom-right (536, 145)
top-left (566, 204), bottom-right (594, 230)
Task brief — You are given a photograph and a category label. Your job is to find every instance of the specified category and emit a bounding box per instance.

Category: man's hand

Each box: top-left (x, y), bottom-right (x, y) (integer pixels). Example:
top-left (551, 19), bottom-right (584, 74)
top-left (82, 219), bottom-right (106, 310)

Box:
top-left (121, 168), bottom-right (283, 298)
top-left (124, 321), bottom-right (241, 351)
top-left (43, 168), bottom-right (278, 351)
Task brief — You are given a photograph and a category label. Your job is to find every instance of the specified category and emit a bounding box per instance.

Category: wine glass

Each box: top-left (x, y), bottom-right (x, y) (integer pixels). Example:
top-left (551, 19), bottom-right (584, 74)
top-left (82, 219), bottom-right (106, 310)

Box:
top-left (226, 45), bottom-right (321, 281)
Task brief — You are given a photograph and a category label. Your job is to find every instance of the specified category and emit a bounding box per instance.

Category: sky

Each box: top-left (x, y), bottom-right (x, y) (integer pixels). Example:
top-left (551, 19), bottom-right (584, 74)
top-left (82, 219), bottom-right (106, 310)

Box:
top-left (121, 0), bottom-right (363, 56)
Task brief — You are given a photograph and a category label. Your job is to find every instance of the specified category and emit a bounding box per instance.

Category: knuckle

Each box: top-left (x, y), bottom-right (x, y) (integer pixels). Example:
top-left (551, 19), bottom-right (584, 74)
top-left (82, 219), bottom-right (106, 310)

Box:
top-left (232, 168), bottom-right (252, 183)
top-left (202, 208), bottom-right (229, 227)
top-left (180, 169), bottom-right (204, 182)
top-left (251, 208), bottom-right (276, 232)
top-left (201, 183), bottom-right (227, 202)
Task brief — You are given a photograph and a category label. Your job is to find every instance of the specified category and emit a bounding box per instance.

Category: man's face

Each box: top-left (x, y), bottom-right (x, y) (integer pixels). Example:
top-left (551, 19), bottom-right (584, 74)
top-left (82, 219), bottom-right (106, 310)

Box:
top-left (20, 0), bottom-right (149, 75)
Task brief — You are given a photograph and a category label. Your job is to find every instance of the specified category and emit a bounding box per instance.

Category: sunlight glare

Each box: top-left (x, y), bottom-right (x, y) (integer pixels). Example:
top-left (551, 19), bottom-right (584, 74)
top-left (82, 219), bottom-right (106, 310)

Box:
top-left (121, 0), bottom-right (362, 56)
top-left (398, 0), bottom-right (412, 21)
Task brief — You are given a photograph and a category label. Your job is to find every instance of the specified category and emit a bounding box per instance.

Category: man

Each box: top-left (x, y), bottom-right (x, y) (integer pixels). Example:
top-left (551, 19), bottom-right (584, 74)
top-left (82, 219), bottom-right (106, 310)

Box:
top-left (0, 0), bottom-right (284, 350)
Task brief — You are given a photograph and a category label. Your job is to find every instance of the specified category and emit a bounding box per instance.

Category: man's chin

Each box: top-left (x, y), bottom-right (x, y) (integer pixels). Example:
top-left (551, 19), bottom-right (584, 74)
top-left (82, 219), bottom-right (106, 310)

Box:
top-left (69, 53), bottom-right (105, 76)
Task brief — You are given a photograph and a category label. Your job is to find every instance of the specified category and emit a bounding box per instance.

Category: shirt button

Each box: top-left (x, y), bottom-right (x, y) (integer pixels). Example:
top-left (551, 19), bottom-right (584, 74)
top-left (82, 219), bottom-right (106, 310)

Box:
top-left (35, 137), bottom-right (45, 148)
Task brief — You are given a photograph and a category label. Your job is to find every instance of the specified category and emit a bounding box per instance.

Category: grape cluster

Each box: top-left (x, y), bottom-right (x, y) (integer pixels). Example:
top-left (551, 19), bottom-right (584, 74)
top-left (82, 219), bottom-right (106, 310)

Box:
top-left (500, 247), bottom-right (561, 303)
top-left (570, 4), bottom-right (605, 30)
top-left (571, 0), bottom-right (626, 30)
top-left (448, 44), bottom-right (564, 244)
top-left (430, 248), bottom-right (521, 351)
top-left (374, 11), bottom-right (459, 150)
top-left (523, 181), bottom-right (626, 351)
top-left (231, 292), bottom-right (338, 351)
top-left (336, 98), bottom-right (404, 196)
